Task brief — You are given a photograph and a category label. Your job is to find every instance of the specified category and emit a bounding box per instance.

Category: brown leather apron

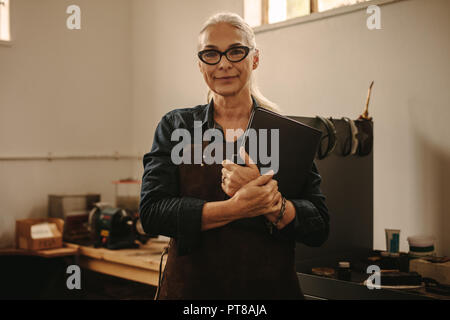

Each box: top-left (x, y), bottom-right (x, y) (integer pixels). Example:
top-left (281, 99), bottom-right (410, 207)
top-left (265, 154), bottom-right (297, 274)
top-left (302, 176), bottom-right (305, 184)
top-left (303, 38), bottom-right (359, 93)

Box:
top-left (158, 142), bottom-right (304, 300)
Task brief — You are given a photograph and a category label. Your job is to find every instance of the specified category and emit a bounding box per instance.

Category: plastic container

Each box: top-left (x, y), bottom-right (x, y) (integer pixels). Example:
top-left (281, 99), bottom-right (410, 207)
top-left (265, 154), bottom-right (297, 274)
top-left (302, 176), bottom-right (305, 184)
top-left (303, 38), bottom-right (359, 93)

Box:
top-left (385, 229), bottom-right (400, 253)
top-left (407, 235), bottom-right (435, 257)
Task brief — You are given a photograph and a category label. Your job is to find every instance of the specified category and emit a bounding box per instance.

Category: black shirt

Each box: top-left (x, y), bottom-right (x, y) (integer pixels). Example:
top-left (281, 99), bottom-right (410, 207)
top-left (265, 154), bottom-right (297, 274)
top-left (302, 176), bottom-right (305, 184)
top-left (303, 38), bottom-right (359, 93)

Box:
top-left (140, 97), bottom-right (330, 256)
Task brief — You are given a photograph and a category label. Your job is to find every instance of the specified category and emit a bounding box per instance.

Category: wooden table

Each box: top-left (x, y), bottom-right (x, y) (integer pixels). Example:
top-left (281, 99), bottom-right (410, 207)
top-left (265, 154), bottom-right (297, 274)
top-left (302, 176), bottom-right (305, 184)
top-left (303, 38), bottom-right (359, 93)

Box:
top-left (65, 240), bottom-right (168, 287)
top-left (0, 246), bottom-right (78, 258)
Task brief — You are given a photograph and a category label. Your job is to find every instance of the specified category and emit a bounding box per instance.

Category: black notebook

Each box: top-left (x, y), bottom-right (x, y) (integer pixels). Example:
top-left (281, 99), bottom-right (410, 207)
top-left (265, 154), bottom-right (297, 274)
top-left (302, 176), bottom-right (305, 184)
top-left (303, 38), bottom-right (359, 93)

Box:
top-left (240, 107), bottom-right (322, 198)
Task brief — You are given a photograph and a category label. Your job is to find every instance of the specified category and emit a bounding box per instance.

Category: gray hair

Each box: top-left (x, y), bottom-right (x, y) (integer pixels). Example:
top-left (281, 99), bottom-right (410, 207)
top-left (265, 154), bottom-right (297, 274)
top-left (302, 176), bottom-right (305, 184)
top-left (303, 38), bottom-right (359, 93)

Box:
top-left (198, 12), bottom-right (280, 112)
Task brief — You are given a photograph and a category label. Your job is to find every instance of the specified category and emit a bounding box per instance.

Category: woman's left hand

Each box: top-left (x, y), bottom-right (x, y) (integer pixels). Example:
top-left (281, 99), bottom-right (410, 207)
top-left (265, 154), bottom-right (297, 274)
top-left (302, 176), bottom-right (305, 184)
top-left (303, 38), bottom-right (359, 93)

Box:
top-left (221, 147), bottom-right (260, 197)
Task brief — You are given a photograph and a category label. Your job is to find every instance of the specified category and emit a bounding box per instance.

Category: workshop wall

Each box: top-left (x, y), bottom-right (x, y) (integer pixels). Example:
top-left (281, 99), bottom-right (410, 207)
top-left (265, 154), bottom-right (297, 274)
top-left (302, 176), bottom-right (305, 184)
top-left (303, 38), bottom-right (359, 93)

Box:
top-left (252, 0), bottom-right (450, 255)
top-left (129, 0), bottom-right (449, 255)
top-left (130, 0), bottom-right (244, 158)
top-left (0, 0), bottom-right (134, 247)
top-left (2, 0), bottom-right (448, 256)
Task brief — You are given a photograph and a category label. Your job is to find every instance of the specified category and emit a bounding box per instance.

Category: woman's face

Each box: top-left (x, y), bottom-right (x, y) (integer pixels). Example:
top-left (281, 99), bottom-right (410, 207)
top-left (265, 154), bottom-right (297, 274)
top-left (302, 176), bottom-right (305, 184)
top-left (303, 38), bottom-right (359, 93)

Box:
top-left (198, 22), bottom-right (259, 98)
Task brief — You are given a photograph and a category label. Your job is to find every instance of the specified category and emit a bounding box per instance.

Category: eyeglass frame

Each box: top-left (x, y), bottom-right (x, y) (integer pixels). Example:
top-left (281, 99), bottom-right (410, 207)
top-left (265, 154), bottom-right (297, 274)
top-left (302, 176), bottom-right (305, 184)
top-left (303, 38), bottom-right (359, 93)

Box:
top-left (197, 45), bottom-right (254, 65)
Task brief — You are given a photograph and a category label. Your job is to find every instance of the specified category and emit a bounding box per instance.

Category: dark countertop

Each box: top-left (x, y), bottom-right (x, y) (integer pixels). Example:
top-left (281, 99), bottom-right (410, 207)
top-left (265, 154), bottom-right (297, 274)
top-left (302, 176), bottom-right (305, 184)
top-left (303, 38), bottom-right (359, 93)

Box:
top-left (297, 272), bottom-right (449, 300)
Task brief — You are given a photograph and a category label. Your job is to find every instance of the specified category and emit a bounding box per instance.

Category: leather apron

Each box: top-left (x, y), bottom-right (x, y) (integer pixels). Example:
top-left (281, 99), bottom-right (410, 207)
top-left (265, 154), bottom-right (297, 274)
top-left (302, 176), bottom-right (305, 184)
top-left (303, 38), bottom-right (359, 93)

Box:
top-left (158, 142), bottom-right (304, 300)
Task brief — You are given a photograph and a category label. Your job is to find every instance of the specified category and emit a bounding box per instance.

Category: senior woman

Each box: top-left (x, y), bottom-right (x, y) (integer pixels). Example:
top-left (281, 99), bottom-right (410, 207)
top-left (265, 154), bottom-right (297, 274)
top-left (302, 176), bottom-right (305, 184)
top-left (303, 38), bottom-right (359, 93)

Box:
top-left (140, 12), bottom-right (329, 300)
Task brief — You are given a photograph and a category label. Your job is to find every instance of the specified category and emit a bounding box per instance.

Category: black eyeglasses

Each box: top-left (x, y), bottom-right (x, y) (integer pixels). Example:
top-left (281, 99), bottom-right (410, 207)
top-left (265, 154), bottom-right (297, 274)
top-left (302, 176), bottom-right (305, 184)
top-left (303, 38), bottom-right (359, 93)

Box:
top-left (198, 46), bottom-right (253, 65)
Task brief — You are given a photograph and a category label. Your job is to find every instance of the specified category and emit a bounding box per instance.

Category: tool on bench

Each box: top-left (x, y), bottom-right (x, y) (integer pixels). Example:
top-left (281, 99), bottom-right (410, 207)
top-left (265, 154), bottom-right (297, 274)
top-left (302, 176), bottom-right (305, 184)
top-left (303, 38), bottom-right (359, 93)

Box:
top-left (88, 203), bottom-right (149, 249)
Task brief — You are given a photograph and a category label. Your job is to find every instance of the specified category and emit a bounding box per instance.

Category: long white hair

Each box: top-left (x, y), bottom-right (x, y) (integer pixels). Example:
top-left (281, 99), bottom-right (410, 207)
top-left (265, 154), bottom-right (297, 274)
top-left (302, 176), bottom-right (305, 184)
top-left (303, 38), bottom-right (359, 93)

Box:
top-left (198, 12), bottom-right (280, 112)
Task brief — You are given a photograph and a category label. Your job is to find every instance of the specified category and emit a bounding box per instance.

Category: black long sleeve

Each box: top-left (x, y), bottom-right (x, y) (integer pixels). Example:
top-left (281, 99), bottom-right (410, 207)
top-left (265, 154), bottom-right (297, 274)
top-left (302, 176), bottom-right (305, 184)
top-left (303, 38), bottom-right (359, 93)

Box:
top-left (290, 162), bottom-right (330, 247)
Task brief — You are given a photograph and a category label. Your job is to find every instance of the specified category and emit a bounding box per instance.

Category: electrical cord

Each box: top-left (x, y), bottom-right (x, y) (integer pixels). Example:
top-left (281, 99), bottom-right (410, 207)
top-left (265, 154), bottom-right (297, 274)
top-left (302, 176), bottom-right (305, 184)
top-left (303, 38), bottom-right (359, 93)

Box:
top-left (154, 244), bottom-right (169, 300)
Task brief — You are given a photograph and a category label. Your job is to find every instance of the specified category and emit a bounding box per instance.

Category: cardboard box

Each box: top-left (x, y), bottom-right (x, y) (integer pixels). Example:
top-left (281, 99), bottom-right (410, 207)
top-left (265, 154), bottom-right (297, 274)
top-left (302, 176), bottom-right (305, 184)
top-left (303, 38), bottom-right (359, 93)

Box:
top-left (16, 218), bottom-right (64, 250)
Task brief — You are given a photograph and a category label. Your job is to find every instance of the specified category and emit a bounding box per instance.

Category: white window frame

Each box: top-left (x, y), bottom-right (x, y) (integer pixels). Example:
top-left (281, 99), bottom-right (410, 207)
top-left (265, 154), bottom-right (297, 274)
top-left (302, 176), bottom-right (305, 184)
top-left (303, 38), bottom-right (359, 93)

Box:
top-left (0, 0), bottom-right (11, 46)
top-left (244, 0), bottom-right (403, 33)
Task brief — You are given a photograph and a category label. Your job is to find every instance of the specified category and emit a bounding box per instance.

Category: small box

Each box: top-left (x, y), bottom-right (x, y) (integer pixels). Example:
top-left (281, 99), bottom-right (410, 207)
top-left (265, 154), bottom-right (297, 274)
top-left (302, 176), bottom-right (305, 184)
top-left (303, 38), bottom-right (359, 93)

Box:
top-left (16, 218), bottom-right (64, 250)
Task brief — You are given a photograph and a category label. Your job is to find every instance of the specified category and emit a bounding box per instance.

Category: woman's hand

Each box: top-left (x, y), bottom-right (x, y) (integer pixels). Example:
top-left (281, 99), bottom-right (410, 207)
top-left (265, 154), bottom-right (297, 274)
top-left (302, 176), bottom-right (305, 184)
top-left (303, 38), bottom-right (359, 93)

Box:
top-left (221, 147), bottom-right (260, 197)
top-left (229, 171), bottom-right (282, 219)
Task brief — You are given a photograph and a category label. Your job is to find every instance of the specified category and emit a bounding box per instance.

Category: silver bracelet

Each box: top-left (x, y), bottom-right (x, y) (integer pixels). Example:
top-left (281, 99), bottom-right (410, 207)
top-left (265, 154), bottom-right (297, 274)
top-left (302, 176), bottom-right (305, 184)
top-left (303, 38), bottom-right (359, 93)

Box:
top-left (273, 197), bottom-right (286, 227)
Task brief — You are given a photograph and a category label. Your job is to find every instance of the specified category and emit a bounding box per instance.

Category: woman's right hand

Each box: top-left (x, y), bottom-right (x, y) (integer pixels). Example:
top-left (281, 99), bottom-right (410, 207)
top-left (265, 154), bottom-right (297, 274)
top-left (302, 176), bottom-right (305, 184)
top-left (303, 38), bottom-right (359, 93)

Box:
top-left (229, 171), bottom-right (282, 219)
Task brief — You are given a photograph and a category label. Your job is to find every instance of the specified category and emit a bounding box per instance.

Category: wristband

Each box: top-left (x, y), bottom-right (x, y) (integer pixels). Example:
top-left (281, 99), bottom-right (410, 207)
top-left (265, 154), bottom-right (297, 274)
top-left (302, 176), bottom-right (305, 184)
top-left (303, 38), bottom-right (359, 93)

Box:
top-left (273, 197), bottom-right (286, 228)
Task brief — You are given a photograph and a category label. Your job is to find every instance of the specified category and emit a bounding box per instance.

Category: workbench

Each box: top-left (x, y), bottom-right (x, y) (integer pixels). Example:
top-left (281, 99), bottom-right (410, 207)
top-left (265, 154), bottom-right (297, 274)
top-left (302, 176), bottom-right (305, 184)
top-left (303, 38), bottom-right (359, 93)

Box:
top-left (65, 240), bottom-right (168, 287)
top-left (0, 239), bottom-right (168, 288)
top-left (3, 243), bottom-right (448, 299)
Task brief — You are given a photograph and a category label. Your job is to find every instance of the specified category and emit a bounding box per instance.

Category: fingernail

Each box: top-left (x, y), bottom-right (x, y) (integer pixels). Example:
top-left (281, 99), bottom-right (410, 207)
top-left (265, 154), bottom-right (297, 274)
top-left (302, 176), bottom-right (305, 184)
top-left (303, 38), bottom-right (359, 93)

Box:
top-left (264, 170), bottom-right (274, 175)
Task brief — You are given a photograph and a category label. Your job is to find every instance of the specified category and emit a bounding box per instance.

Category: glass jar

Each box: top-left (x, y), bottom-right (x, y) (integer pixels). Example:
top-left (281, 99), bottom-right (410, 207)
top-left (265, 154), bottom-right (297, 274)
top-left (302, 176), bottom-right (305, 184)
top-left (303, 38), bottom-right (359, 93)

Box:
top-left (337, 261), bottom-right (351, 281)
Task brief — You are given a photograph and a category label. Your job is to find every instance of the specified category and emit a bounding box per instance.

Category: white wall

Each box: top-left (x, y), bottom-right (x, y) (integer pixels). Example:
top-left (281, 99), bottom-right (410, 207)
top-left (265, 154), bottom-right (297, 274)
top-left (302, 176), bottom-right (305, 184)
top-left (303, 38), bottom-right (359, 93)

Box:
top-left (130, 0), bottom-right (244, 160)
top-left (0, 0), bottom-right (245, 248)
top-left (253, 0), bottom-right (450, 255)
top-left (0, 0), bottom-right (133, 247)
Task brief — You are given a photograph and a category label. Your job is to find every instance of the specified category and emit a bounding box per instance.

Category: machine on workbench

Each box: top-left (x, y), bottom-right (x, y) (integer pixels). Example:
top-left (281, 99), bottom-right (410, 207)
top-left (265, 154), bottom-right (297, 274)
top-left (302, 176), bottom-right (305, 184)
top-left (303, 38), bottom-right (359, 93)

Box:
top-left (88, 203), bottom-right (149, 250)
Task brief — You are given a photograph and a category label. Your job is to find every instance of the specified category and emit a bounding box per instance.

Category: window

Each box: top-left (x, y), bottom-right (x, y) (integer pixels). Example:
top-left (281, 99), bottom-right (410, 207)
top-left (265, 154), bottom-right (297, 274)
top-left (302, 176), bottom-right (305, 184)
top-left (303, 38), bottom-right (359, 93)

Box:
top-left (244, 0), bottom-right (371, 27)
top-left (0, 0), bottom-right (11, 42)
